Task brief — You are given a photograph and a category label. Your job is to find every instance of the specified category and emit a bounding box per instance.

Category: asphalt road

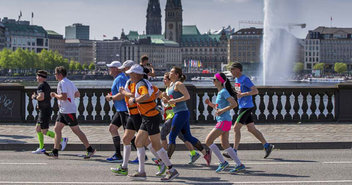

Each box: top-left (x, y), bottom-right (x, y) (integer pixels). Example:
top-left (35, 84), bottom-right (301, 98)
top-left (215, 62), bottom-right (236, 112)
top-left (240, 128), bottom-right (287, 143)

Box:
top-left (0, 149), bottom-right (352, 185)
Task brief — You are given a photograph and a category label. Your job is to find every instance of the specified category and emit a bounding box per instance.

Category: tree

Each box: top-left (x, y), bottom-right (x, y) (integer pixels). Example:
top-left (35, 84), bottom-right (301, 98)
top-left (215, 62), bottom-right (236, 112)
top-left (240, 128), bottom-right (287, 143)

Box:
top-left (82, 63), bottom-right (88, 70)
top-left (226, 61), bottom-right (234, 71)
top-left (294, 62), bottom-right (304, 73)
top-left (313, 63), bottom-right (325, 71)
top-left (69, 60), bottom-right (76, 71)
top-left (334, 62), bottom-right (347, 74)
top-left (88, 63), bottom-right (95, 71)
top-left (75, 62), bottom-right (83, 71)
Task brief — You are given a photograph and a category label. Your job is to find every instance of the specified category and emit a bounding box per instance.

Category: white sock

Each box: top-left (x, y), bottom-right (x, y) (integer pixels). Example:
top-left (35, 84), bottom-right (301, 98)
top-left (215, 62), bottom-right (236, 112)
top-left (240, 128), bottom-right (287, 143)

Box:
top-left (209, 143), bottom-right (225, 163)
top-left (226, 147), bottom-right (242, 166)
top-left (147, 143), bottom-right (163, 165)
top-left (122, 145), bottom-right (131, 169)
top-left (157, 148), bottom-right (173, 171)
top-left (137, 147), bottom-right (145, 173)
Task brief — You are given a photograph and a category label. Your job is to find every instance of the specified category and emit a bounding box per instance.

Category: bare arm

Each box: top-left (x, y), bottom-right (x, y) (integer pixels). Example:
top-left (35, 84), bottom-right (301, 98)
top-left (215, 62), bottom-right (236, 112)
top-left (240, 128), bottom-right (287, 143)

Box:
top-left (237, 86), bottom-right (258, 98)
top-left (169, 82), bottom-right (190, 104)
top-left (216, 97), bottom-right (237, 116)
top-left (51, 92), bottom-right (67, 100)
top-left (36, 92), bottom-right (45, 101)
top-left (74, 91), bottom-right (80, 98)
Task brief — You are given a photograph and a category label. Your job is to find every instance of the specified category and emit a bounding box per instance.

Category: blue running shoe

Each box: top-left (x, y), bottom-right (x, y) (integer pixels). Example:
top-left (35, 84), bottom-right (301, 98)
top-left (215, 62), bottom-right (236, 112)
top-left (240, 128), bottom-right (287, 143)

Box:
top-left (230, 164), bottom-right (245, 173)
top-left (216, 161), bottom-right (229, 173)
top-left (188, 152), bottom-right (201, 164)
top-left (129, 155), bottom-right (148, 164)
top-left (106, 154), bottom-right (123, 163)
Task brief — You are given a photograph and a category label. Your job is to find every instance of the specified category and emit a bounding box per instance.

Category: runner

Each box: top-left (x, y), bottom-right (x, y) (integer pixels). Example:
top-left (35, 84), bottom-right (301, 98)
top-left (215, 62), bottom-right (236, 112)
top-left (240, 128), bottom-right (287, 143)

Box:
top-left (160, 72), bottom-right (200, 164)
top-left (105, 61), bottom-right (129, 162)
top-left (164, 67), bottom-right (211, 166)
top-left (225, 62), bottom-right (274, 159)
top-left (44, 66), bottom-right (95, 159)
top-left (204, 72), bottom-right (245, 173)
top-left (122, 64), bottom-right (179, 181)
top-left (31, 70), bottom-right (68, 154)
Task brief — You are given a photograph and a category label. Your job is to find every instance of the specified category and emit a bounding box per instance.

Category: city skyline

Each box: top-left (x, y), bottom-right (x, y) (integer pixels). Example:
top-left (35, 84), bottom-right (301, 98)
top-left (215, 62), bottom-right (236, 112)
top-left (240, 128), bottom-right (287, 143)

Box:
top-left (1, 0), bottom-right (352, 40)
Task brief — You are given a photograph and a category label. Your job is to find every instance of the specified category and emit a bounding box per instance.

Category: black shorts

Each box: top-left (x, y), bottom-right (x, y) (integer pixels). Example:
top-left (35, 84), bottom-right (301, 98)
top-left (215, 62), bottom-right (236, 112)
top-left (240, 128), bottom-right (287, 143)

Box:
top-left (140, 114), bottom-right (162, 136)
top-left (236, 108), bottom-right (254, 125)
top-left (37, 109), bottom-right (52, 129)
top-left (126, 114), bottom-right (142, 131)
top-left (56, 113), bottom-right (78, 127)
top-left (111, 111), bottom-right (129, 128)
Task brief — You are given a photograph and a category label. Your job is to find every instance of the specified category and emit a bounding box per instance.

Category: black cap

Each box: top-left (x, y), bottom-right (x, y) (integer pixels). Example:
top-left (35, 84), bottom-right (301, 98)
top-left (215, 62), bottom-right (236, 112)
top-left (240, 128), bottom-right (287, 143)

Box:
top-left (36, 70), bottom-right (48, 78)
top-left (231, 62), bottom-right (242, 71)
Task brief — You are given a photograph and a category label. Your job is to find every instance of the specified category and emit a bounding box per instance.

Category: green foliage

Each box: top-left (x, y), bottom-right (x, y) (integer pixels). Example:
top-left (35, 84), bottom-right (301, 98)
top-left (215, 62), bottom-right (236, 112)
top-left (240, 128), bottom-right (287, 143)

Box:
top-left (82, 63), bottom-right (88, 70)
top-left (75, 62), bottom-right (83, 71)
top-left (226, 61), bottom-right (234, 71)
top-left (313, 63), bottom-right (325, 71)
top-left (88, 63), bottom-right (95, 71)
top-left (334, 62), bottom-right (347, 74)
top-left (294, 62), bottom-right (304, 73)
top-left (0, 48), bottom-right (69, 73)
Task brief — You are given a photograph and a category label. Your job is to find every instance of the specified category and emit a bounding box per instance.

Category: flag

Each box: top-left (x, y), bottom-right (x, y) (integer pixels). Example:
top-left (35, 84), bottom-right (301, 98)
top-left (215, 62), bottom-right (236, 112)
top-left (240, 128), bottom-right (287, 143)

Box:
top-left (330, 16), bottom-right (332, 21)
top-left (198, 60), bottom-right (201, 68)
top-left (103, 34), bottom-right (107, 37)
top-left (184, 60), bottom-right (186, 67)
top-left (32, 12), bottom-right (34, 18)
top-left (20, 11), bottom-right (22, 17)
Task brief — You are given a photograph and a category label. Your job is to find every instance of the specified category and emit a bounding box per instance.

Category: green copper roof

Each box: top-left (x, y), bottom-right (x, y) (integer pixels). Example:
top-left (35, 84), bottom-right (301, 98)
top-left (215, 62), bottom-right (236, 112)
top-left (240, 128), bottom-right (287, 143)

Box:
top-left (182, 25), bottom-right (201, 35)
top-left (46, 30), bottom-right (62, 36)
top-left (126, 31), bottom-right (178, 46)
top-left (4, 23), bottom-right (47, 36)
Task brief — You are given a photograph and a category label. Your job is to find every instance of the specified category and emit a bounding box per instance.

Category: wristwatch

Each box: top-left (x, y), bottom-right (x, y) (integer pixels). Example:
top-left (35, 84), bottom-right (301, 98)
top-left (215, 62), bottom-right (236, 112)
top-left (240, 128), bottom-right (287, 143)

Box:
top-left (133, 98), bottom-right (136, 103)
top-left (109, 96), bottom-right (113, 100)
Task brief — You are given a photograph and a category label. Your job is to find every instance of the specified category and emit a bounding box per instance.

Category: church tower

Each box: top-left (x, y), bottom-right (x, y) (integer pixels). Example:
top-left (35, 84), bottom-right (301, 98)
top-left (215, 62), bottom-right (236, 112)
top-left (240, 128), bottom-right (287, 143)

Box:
top-left (146, 0), bottom-right (162, 35)
top-left (165, 0), bottom-right (182, 43)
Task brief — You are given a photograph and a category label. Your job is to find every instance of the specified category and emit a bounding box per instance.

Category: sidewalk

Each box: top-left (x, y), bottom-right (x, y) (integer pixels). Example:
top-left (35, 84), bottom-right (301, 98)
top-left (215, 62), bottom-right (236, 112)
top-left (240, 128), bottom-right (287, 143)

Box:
top-left (1, 123), bottom-right (351, 151)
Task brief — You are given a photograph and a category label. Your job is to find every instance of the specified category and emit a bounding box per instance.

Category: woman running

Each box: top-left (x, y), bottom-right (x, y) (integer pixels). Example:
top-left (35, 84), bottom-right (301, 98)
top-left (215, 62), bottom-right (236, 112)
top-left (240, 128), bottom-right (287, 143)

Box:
top-left (164, 66), bottom-right (211, 165)
top-left (205, 72), bottom-right (245, 173)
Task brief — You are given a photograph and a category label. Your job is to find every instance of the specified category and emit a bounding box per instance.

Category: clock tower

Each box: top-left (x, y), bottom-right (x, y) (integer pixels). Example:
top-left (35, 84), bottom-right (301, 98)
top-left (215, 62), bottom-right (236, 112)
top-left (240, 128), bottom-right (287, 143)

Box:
top-left (165, 0), bottom-right (182, 43)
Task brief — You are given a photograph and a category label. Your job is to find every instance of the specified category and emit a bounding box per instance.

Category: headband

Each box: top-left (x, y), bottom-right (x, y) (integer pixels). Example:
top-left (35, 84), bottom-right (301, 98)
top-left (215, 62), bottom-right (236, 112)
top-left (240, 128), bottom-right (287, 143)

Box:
top-left (215, 73), bottom-right (225, 84)
top-left (37, 74), bottom-right (47, 78)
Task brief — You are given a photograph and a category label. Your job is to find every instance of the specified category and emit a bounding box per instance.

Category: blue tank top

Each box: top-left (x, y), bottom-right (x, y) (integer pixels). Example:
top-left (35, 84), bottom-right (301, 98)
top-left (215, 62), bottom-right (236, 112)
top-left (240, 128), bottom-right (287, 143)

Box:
top-left (167, 82), bottom-right (188, 113)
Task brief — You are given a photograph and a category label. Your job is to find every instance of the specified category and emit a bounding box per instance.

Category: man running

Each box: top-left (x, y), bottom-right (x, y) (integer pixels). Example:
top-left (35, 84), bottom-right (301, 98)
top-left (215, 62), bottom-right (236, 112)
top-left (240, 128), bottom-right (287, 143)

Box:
top-left (31, 70), bottom-right (68, 154)
top-left (45, 66), bottom-right (95, 159)
top-left (105, 61), bottom-right (129, 162)
top-left (226, 62), bottom-right (274, 159)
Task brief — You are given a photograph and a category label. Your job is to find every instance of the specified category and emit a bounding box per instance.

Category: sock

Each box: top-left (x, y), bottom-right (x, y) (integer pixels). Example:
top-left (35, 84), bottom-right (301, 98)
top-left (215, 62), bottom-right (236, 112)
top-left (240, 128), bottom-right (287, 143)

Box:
top-left (147, 143), bottom-right (161, 161)
top-left (113, 136), bottom-right (122, 157)
top-left (46, 130), bottom-right (55, 138)
top-left (157, 148), bottom-right (173, 171)
top-left (122, 145), bottom-right (131, 169)
top-left (226, 147), bottom-right (242, 166)
top-left (190, 150), bottom-right (196, 156)
top-left (209, 143), bottom-right (225, 163)
top-left (264, 143), bottom-right (269, 149)
top-left (87, 146), bottom-right (93, 152)
top-left (137, 147), bottom-right (145, 173)
top-left (37, 132), bottom-right (44, 149)
top-left (131, 137), bottom-right (137, 150)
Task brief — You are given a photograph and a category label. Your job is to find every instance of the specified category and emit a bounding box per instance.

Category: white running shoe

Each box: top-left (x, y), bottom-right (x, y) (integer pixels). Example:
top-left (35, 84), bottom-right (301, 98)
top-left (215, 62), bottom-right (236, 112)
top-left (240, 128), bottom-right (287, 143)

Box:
top-left (32, 148), bottom-right (45, 154)
top-left (61, 137), bottom-right (68, 151)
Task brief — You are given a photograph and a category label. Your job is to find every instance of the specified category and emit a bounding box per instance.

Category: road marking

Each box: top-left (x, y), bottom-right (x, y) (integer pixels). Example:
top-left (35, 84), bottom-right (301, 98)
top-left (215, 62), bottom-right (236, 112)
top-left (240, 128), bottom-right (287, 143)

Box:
top-left (323, 161), bottom-right (352, 164)
top-left (0, 163), bottom-right (47, 165)
top-left (1, 180), bottom-right (352, 184)
top-left (215, 161), bottom-right (352, 165)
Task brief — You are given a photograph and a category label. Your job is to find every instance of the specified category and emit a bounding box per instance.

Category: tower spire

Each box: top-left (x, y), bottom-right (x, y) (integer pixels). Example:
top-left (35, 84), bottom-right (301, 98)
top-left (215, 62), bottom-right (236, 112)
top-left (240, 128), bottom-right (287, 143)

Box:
top-left (146, 0), bottom-right (162, 35)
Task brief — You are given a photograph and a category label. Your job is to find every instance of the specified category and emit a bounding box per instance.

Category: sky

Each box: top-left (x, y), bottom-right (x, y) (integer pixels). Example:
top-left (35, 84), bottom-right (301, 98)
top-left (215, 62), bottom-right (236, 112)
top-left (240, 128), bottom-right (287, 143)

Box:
top-left (1, 0), bottom-right (352, 40)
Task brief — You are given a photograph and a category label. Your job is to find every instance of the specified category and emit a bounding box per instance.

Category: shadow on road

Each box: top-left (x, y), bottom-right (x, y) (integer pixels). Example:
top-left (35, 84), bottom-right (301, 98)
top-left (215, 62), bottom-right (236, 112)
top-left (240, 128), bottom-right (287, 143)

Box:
top-left (0, 134), bottom-right (33, 144)
top-left (235, 170), bottom-right (310, 178)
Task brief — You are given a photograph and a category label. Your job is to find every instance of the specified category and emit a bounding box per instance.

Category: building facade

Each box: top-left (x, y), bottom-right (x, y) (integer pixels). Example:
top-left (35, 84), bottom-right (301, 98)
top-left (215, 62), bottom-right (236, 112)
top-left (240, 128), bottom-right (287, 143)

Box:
top-left (181, 25), bottom-right (228, 72)
top-left (1, 17), bottom-right (48, 53)
top-left (64, 39), bottom-right (93, 65)
top-left (47, 30), bottom-right (65, 56)
top-left (121, 32), bottom-right (181, 71)
top-left (146, 0), bottom-right (162, 35)
top-left (165, 0), bottom-right (182, 43)
top-left (0, 22), bottom-right (5, 50)
top-left (305, 27), bottom-right (352, 71)
top-left (93, 39), bottom-right (128, 64)
top-left (65, 23), bottom-right (89, 40)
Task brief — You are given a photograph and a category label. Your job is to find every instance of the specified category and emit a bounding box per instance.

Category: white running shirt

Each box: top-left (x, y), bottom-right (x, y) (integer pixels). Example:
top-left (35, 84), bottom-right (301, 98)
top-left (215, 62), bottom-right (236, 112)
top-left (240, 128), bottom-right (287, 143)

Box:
top-left (57, 77), bottom-right (78, 114)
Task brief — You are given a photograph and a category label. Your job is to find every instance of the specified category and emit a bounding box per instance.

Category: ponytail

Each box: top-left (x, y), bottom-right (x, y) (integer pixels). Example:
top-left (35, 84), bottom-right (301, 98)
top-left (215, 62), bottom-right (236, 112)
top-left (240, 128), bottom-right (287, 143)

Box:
top-left (180, 74), bottom-right (186, 82)
top-left (172, 66), bottom-right (186, 82)
top-left (219, 73), bottom-right (237, 99)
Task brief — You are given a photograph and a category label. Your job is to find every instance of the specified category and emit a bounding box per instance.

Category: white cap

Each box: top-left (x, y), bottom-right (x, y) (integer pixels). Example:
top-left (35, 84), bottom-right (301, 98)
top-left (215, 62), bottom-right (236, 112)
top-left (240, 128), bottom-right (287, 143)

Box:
top-left (125, 64), bottom-right (145, 75)
top-left (118, 60), bottom-right (135, 69)
top-left (106, 61), bottom-right (121, 68)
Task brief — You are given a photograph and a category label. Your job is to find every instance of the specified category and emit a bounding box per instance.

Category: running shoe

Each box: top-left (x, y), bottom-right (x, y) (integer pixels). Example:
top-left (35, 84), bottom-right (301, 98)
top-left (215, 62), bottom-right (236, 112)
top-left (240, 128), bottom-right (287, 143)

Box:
top-left (60, 137), bottom-right (68, 151)
top-left (264, 144), bottom-right (274, 158)
top-left (44, 151), bottom-right (58, 159)
top-left (215, 161), bottom-right (229, 173)
top-left (106, 154), bottom-right (123, 163)
top-left (161, 169), bottom-right (179, 182)
top-left (32, 148), bottom-right (45, 154)
top-left (188, 152), bottom-right (201, 164)
top-left (204, 150), bottom-right (212, 166)
top-left (111, 164), bottom-right (128, 176)
top-left (84, 149), bottom-right (96, 159)
top-left (156, 163), bottom-right (167, 176)
top-left (129, 171), bottom-right (146, 181)
top-left (230, 164), bottom-right (245, 173)
top-left (129, 155), bottom-right (148, 164)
